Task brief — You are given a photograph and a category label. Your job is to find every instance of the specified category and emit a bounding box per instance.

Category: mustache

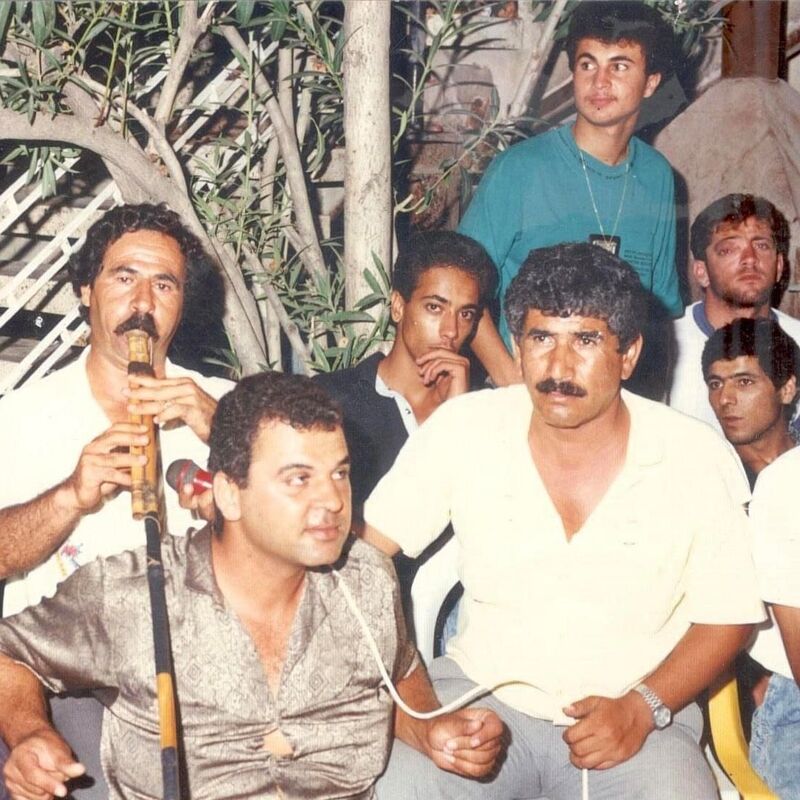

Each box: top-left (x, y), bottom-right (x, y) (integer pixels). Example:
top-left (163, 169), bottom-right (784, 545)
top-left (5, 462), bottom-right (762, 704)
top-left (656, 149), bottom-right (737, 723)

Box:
top-left (535, 378), bottom-right (587, 397)
top-left (114, 313), bottom-right (159, 341)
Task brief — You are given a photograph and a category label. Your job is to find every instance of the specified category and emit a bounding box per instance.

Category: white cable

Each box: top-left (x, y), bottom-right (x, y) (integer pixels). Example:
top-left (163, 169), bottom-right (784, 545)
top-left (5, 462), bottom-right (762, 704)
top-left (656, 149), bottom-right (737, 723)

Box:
top-left (335, 571), bottom-right (491, 718)
top-left (337, 572), bottom-right (592, 799)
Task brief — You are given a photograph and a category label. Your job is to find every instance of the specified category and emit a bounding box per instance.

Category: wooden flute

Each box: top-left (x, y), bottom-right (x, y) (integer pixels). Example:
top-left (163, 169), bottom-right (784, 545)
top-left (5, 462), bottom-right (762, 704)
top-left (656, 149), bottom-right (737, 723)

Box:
top-left (126, 329), bottom-right (160, 518)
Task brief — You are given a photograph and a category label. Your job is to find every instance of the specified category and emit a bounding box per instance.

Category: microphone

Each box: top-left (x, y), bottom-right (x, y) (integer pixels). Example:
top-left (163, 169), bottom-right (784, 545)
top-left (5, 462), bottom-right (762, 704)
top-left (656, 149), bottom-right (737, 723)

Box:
top-left (166, 459), bottom-right (213, 496)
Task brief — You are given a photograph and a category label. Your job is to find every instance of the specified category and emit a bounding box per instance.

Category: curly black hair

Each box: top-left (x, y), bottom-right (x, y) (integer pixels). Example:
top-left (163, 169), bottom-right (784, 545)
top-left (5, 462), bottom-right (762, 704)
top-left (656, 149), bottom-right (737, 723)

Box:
top-left (392, 230), bottom-right (497, 307)
top-left (690, 194), bottom-right (790, 262)
top-left (504, 243), bottom-right (647, 352)
top-left (208, 372), bottom-right (343, 487)
top-left (566, 1), bottom-right (676, 78)
top-left (702, 318), bottom-right (800, 400)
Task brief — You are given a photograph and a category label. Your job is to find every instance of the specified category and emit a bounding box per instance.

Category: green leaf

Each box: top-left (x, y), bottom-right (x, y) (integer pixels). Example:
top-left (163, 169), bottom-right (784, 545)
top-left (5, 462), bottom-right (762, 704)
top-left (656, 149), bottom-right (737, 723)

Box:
top-left (0, 0), bottom-right (14, 50)
top-left (363, 268), bottom-right (382, 295)
top-left (13, 1), bottom-right (29, 23)
top-left (84, 19), bottom-right (111, 42)
top-left (328, 311), bottom-right (375, 324)
top-left (354, 292), bottom-right (382, 310)
top-left (270, 17), bottom-right (287, 41)
top-left (41, 158), bottom-right (56, 197)
top-left (30, 0), bottom-right (55, 46)
top-left (25, 149), bottom-right (38, 183)
top-left (235, 0), bottom-right (255, 26)
top-left (311, 338), bottom-right (329, 366)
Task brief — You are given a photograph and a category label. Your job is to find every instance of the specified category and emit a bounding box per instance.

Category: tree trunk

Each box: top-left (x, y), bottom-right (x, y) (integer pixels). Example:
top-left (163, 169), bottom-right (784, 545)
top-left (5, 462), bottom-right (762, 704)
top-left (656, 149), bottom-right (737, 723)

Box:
top-left (343, 1), bottom-right (392, 329)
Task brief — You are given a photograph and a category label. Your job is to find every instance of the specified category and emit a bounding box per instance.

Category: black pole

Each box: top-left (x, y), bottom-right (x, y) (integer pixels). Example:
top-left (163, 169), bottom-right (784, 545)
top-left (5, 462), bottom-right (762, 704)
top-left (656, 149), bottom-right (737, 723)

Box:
top-left (144, 513), bottom-right (181, 800)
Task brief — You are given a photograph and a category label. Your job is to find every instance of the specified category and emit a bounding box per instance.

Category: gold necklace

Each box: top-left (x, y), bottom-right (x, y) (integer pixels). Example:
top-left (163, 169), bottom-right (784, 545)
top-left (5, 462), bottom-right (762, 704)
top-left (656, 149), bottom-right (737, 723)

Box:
top-left (579, 148), bottom-right (631, 247)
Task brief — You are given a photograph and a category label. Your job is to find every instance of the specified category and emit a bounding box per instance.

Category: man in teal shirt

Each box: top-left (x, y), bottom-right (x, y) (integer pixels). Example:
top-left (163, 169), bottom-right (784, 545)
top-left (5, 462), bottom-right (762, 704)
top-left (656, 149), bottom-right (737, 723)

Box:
top-left (460, 2), bottom-right (682, 386)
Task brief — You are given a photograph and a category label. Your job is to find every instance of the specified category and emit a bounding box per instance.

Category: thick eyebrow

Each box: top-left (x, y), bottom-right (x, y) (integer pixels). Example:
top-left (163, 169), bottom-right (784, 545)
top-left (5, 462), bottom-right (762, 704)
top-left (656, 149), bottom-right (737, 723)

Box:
top-left (420, 294), bottom-right (450, 305)
top-left (706, 370), bottom-right (759, 384)
top-left (277, 455), bottom-right (351, 475)
top-left (575, 52), bottom-right (634, 65)
top-left (714, 234), bottom-right (775, 247)
top-left (525, 327), bottom-right (553, 339)
top-left (571, 330), bottom-right (603, 341)
top-left (108, 264), bottom-right (182, 287)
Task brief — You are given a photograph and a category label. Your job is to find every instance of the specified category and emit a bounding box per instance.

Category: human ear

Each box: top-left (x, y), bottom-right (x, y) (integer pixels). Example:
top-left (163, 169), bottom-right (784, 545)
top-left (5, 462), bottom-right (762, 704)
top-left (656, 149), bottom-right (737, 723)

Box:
top-left (693, 260), bottom-right (711, 290)
top-left (779, 375), bottom-right (797, 406)
top-left (390, 290), bottom-right (405, 325)
top-left (80, 284), bottom-right (92, 308)
top-left (213, 472), bottom-right (242, 523)
top-left (643, 71), bottom-right (661, 99)
top-left (621, 335), bottom-right (644, 380)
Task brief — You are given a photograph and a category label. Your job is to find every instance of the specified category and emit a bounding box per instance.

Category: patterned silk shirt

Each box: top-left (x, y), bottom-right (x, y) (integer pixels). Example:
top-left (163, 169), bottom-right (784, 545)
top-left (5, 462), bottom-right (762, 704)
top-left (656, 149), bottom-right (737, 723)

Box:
top-left (0, 528), bottom-right (417, 799)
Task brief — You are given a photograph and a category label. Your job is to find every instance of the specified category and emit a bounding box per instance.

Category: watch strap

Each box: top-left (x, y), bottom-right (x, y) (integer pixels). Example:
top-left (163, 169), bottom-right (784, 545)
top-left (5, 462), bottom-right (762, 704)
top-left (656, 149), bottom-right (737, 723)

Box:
top-left (632, 683), bottom-right (672, 728)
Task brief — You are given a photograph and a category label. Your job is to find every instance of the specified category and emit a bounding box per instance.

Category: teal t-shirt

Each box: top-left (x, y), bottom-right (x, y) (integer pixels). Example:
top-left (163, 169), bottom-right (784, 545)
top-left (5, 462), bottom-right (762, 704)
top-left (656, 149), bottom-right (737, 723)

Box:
top-left (458, 125), bottom-right (682, 345)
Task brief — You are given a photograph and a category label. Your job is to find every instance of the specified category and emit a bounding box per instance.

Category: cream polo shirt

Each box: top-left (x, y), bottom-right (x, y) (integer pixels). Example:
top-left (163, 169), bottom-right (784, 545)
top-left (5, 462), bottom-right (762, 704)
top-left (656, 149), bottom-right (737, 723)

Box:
top-left (748, 446), bottom-right (800, 679)
top-left (365, 385), bottom-right (765, 722)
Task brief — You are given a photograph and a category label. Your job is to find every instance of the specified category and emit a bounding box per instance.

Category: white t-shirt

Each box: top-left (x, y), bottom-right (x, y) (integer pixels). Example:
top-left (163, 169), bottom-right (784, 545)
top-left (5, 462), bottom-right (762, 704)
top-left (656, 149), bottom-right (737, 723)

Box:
top-left (365, 385), bottom-right (765, 721)
top-left (669, 301), bottom-right (800, 429)
top-left (0, 348), bottom-right (233, 616)
top-left (748, 446), bottom-right (800, 679)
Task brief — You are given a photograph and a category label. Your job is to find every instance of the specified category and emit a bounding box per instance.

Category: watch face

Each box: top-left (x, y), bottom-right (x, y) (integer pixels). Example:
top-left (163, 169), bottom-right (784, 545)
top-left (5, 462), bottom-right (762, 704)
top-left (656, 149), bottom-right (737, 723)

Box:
top-left (654, 705), bottom-right (672, 729)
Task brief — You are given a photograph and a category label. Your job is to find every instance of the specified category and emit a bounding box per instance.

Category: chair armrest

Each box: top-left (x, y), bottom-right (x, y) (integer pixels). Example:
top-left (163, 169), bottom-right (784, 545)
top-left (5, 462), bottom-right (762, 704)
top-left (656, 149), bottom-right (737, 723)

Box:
top-left (708, 676), bottom-right (778, 800)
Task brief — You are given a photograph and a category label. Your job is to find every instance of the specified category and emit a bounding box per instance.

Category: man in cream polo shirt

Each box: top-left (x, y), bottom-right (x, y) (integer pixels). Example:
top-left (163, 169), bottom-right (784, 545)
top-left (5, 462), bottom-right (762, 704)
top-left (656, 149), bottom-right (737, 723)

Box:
top-left (365, 243), bottom-right (764, 800)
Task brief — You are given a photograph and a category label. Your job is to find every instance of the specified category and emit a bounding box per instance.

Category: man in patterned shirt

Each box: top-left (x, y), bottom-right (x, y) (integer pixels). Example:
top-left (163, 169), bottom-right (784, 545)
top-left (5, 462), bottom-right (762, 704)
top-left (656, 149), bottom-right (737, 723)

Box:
top-left (0, 373), bottom-right (503, 800)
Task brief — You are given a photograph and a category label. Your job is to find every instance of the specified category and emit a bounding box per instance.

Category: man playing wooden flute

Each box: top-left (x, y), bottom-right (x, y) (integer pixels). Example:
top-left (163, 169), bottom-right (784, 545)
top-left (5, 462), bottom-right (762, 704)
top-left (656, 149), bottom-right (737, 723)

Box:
top-left (0, 203), bottom-right (233, 796)
top-left (0, 372), bottom-right (503, 800)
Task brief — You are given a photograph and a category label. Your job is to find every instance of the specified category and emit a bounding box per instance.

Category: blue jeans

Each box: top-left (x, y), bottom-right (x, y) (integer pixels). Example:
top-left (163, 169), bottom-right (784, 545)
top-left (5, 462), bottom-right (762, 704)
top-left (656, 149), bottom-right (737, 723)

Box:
top-left (751, 672), bottom-right (800, 800)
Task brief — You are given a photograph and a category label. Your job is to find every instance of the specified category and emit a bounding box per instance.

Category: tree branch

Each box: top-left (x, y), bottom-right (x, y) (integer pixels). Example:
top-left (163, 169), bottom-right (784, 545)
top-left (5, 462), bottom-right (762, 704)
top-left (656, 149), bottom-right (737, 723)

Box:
top-left (154, 0), bottom-right (217, 128)
top-left (0, 105), bottom-right (272, 372)
top-left (294, 3), bottom-right (315, 147)
top-left (260, 133), bottom-right (281, 217)
top-left (220, 25), bottom-right (327, 287)
top-left (74, 73), bottom-right (190, 197)
top-left (240, 249), bottom-right (312, 372)
top-left (506, 0), bottom-right (569, 121)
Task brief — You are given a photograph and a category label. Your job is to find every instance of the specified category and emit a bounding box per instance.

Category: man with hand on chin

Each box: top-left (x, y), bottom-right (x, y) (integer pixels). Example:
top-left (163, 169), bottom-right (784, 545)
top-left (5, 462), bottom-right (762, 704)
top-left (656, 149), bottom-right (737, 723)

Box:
top-left (316, 230), bottom-right (495, 613)
top-left (0, 203), bottom-right (232, 798)
top-left (366, 244), bottom-right (763, 800)
top-left (459, 1), bottom-right (682, 387)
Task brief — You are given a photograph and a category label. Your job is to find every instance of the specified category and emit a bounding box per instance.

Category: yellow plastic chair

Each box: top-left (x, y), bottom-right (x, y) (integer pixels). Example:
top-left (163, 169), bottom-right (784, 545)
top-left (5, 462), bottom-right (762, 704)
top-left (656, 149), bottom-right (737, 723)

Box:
top-left (708, 676), bottom-right (779, 800)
